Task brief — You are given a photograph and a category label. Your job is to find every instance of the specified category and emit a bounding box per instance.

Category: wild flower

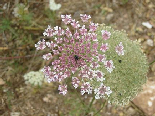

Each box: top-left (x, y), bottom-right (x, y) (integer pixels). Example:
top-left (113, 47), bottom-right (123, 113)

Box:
top-left (23, 70), bottom-right (44, 86)
top-left (35, 14), bottom-right (148, 105)
top-left (12, 3), bottom-right (28, 18)
top-left (49, 0), bottom-right (61, 11)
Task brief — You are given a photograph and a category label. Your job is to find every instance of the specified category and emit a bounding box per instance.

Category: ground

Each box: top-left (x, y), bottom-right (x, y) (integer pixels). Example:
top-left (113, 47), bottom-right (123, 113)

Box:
top-left (0, 0), bottom-right (155, 116)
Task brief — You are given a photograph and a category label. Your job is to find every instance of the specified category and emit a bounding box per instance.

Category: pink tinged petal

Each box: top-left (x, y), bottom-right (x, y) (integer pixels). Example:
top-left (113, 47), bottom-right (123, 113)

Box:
top-left (91, 33), bottom-right (98, 41)
top-left (45, 71), bottom-right (57, 82)
top-left (53, 50), bottom-right (59, 55)
top-left (95, 70), bottom-right (105, 82)
top-left (80, 25), bottom-right (87, 35)
top-left (81, 82), bottom-right (92, 95)
top-left (71, 67), bottom-right (77, 74)
top-left (46, 41), bottom-right (57, 49)
top-left (43, 25), bottom-right (55, 37)
top-left (58, 46), bottom-right (63, 51)
top-left (58, 74), bottom-right (65, 82)
top-left (101, 30), bottom-right (111, 40)
top-left (64, 70), bottom-right (71, 77)
top-left (43, 53), bottom-right (53, 60)
top-left (115, 42), bottom-right (125, 56)
top-left (100, 43), bottom-right (108, 52)
top-left (71, 19), bottom-right (80, 28)
top-left (65, 28), bottom-right (72, 37)
top-left (56, 27), bottom-right (65, 36)
top-left (41, 66), bottom-right (51, 76)
top-left (72, 77), bottom-right (80, 89)
top-left (64, 37), bottom-right (70, 43)
top-left (94, 84), bottom-right (112, 99)
top-left (35, 39), bottom-right (46, 50)
top-left (97, 54), bottom-right (106, 62)
top-left (74, 31), bottom-right (80, 39)
top-left (90, 62), bottom-right (99, 69)
top-left (58, 85), bottom-right (67, 95)
top-left (80, 14), bottom-right (91, 22)
top-left (61, 14), bottom-right (72, 24)
top-left (84, 34), bottom-right (91, 41)
top-left (89, 22), bottom-right (98, 32)
top-left (56, 38), bottom-right (63, 44)
top-left (104, 60), bottom-right (115, 73)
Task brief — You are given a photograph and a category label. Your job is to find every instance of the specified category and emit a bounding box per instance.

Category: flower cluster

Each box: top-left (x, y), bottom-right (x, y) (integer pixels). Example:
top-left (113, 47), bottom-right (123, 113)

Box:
top-left (35, 14), bottom-right (126, 100)
top-left (23, 70), bottom-right (44, 86)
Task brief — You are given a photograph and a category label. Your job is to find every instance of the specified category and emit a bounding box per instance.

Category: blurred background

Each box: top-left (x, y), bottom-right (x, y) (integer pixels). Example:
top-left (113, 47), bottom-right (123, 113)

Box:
top-left (0, 0), bottom-right (155, 116)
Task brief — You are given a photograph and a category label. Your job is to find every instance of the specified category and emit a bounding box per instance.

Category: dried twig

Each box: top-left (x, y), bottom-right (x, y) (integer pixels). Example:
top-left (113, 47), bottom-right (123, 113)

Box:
top-left (0, 55), bottom-right (40, 60)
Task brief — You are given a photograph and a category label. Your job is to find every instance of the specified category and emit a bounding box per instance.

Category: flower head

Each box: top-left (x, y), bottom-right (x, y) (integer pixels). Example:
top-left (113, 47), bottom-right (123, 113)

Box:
top-left (34, 14), bottom-right (150, 106)
top-left (49, 0), bottom-right (61, 11)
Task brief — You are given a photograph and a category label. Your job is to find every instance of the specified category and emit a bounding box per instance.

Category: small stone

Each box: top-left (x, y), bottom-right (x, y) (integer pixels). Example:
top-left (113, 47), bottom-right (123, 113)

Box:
top-left (147, 39), bottom-right (154, 46)
top-left (0, 78), bottom-right (5, 85)
top-left (133, 80), bottom-right (155, 116)
top-left (106, 14), bottom-right (114, 22)
top-left (126, 107), bottom-right (136, 116)
top-left (10, 112), bottom-right (20, 116)
top-left (142, 22), bottom-right (153, 29)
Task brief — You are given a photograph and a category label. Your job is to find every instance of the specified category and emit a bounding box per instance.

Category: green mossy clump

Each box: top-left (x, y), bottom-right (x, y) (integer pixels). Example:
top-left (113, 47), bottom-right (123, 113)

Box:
top-left (95, 24), bottom-right (148, 105)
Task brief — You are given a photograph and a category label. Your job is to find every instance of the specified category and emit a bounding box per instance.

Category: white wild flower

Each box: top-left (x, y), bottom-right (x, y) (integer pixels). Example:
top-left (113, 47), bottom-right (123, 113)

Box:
top-left (49, 0), bottom-right (61, 11)
top-left (23, 70), bottom-right (44, 86)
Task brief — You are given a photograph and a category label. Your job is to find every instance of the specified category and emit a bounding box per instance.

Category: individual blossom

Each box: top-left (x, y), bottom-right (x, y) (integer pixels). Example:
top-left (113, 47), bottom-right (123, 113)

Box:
top-left (80, 14), bottom-right (91, 22)
top-left (80, 25), bottom-right (87, 35)
top-left (61, 14), bottom-right (72, 24)
top-left (46, 41), bottom-right (57, 49)
top-left (94, 83), bottom-right (112, 99)
top-left (92, 42), bottom-right (98, 50)
top-left (58, 85), bottom-right (67, 95)
top-left (90, 62), bottom-right (99, 69)
top-left (115, 42), bottom-right (124, 56)
top-left (71, 19), bottom-right (80, 28)
top-left (72, 77), bottom-right (80, 88)
top-left (43, 53), bottom-right (53, 60)
top-left (54, 26), bottom-right (65, 36)
top-left (101, 30), bottom-right (111, 40)
top-left (43, 25), bottom-right (55, 37)
top-left (97, 54), bottom-right (106, 62)
top-left (104, 60), bottom-right (115, 73)
top-left (89, 22), bottom-right (98, 32)
top-left (100, 43), bottom-right (109, 52)
top-left (65, 28), bottom-right (72, 37)
top-left (35, 39), bottom-right (46, 50)
top-left (81, 82), bottom-right (92, 95)
top-left (94, 70), bottom-right (105, 82)
top-left (91, 33), bottom-right (98, 41)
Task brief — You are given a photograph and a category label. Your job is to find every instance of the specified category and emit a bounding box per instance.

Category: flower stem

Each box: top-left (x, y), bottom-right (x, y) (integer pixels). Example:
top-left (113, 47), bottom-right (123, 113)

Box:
top-left (94, 100), bottom-right (106, 116)
top-left (149, 59), bottom-right (155, 65)
top-left (85, 96), bottom-right (95, 115)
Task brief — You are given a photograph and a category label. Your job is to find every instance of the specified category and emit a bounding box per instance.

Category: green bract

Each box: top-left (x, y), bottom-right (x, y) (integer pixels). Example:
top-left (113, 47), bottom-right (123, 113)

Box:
top-left (95, 24), bottom-right (148, 105)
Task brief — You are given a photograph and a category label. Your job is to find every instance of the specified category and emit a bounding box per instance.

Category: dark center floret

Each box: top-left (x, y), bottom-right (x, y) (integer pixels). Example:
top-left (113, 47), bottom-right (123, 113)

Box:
top-left (74, 55), bottom-right (79, 61)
